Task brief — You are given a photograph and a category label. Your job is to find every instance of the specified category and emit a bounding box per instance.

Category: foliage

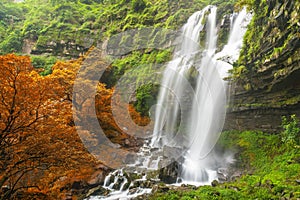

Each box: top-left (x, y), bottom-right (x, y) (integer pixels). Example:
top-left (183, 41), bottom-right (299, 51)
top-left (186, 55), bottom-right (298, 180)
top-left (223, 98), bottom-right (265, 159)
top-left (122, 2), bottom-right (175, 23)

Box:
top-left (0, 31), bottom-right (23, 54)
top-left (31, 55), bottom-right (57, 76)
top-left (135, 83), bottom-right (159, 116)
top-left (131, 0), bottom-right (146, 12)
top-left (104, 49), bottom-right (171, 114)
top-left (235, 0), bottom-right (300, 85)
top-left (0, 0), bottom-right (237, 56)
top-left (0, 52), bottom-right (152, 198)
top-left (0, 0), bottom-right (237, 116)
top-left (280, 114), bottom-right (300, 146)
top-left (0, 54), bottom-right (99, 199)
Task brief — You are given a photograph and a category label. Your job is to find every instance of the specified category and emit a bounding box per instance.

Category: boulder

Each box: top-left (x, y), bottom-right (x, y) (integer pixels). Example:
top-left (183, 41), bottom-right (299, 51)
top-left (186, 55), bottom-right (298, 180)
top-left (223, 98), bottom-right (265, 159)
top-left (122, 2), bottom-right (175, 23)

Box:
top-left (162, 146), bottom-right (184, 160)
top-left (158, 160), bottom-right (181, 184)
top-left (85, 186), bottom-right (109, 198)
top-left (87, 170), bottom-right (106, 186)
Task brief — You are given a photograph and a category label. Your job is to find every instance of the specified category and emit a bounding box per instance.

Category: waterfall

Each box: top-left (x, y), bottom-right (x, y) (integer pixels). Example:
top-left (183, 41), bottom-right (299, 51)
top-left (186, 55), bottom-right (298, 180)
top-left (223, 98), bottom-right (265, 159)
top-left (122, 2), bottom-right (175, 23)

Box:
top-left (152, 7), bottom-right (251, 184)
top-left (88, 6), bottom-right (251, 200)
top-left (151, 6), bottom-right (215, 148)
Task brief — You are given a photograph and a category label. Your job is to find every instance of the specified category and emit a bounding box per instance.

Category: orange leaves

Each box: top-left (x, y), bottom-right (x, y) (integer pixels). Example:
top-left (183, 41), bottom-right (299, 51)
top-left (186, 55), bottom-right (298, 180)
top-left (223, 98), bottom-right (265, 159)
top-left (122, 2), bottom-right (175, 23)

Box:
top-left (0, 54), bottom-right (97, 199)
top-left (0, 52), bottom-right (151, 198)
top-left (128, 104), bottom-right (150, 126)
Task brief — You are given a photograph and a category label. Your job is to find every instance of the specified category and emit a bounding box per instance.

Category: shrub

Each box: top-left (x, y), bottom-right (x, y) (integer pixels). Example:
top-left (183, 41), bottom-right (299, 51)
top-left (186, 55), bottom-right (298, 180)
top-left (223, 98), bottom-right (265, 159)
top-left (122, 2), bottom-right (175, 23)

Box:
top-left (31, 55), bottom-right (57, 76)
top-left (280, 114), bottom-right (300, 145)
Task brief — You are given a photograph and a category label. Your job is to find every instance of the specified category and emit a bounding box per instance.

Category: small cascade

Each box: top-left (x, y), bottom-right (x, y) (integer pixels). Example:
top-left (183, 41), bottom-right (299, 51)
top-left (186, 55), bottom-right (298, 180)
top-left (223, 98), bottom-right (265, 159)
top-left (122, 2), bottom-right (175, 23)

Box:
top-left (91, 168), bottom-right (152, 200)
top-left (125, 139), bottom-right (165, 174)
top-left (88, 141), bottom-right (159, 200)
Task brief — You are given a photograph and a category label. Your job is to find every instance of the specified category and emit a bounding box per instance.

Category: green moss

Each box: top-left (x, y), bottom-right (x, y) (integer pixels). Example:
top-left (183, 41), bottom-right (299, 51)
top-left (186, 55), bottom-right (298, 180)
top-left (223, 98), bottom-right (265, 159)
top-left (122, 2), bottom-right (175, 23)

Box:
top-left (0, 0), bottom-right (239, 57)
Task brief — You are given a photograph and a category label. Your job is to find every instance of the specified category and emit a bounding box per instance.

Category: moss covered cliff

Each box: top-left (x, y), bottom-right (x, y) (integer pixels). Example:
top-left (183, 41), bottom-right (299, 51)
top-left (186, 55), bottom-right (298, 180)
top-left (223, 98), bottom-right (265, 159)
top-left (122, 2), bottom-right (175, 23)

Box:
top-left (0, 0), bottom-right (235, 57)
top-left (225, 0), bottom-right (300, 132)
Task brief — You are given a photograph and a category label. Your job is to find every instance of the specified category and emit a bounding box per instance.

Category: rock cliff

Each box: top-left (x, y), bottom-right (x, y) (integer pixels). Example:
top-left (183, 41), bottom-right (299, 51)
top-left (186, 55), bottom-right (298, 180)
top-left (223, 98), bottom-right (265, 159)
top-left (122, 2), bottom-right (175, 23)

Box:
top-left (224, 0), bottom-right (300, 132)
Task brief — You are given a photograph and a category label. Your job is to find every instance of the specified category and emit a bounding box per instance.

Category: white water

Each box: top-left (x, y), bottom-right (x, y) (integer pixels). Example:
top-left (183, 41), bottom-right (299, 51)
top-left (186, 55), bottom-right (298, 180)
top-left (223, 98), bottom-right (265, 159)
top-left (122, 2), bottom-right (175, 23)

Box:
top-left (151, 6), bottom-right (214, 148)
top-left (89, 6), bottom-right (251, 200)
top-left (152, 7), bottom-right (251, 184)
top-left (90, 168), bottom-right (152, 200)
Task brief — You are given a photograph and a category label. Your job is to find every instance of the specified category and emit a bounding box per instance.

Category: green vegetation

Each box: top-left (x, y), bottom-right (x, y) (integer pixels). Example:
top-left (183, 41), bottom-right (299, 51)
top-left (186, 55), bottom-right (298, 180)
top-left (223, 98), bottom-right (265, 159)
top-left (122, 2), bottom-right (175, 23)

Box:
top-left (281, 114), bottom-right (300, 146)
top-left (235, 0), bottom-right (300, 73)
top-left (106, 49), bottom-right (171, 116)
top-left (31, 55), bottom-right (58, 75)
top-left (135, 83), bottom-right (159, 116)
top-left (149, 115), bottom-right (300, 199)
top-left (0, 0), bottom-right (237, 55)
top-left (236, 0), bottom-right (269, 71)
top-left (0, 0), bottom-right (238, 113)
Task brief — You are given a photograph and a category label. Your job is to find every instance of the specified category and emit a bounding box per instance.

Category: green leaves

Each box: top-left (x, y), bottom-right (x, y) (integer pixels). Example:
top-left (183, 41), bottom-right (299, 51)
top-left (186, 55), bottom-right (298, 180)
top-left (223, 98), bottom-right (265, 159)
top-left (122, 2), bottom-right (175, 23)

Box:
top-left (31, 55), bottom-right (57, 76)
top-left (281, 114), bottom-right (300, 146)
top-left (0, 31), bottom-right (23, 54)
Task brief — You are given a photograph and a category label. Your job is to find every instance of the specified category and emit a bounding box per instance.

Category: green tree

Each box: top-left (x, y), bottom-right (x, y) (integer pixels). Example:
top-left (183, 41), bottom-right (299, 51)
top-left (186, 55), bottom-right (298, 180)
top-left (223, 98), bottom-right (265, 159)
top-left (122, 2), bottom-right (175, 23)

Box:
top-left (0, 31), bottom-right (23, 54)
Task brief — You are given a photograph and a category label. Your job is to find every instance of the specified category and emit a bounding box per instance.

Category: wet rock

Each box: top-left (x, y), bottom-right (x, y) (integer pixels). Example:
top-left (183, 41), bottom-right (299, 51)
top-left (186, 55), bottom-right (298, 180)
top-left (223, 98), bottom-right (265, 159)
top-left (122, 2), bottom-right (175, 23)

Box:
top-left (152, 184), bottom-right (169, 193)
top-left (220, 14), bottom-right (231, 28)
top-left (217, 168), bottom-right (228, 182)
top-left (211, 180), bottom-right (219, 187)
top-left (129, 188), bottom-right (138, 195)
top-left (158, 160), bottom-right (181, 184)
top-left (71, 180), bottom-right (87, 190)
top-left (104, 175), bottom-right (115, 187)
top-left (112, 177), bottom-right (125, 190)
top-left (224, 0), bottom-right (300, 134)
top-left (140, 180), bottom-right (154, 188)
top-left (124, 153), bottom-right (138, 164)
top-left (63, 192), bottom-right (72, 200)
top-left (162, 146), bottom-right (184, 160)
top-left (122, 182), bottom-right (131, 191)
top-left (85, 186), bottom-right (109, 198)
top-left (180, 184), bottom-right (197, 190)
top-left (230, 171), bottom-right (242, 181)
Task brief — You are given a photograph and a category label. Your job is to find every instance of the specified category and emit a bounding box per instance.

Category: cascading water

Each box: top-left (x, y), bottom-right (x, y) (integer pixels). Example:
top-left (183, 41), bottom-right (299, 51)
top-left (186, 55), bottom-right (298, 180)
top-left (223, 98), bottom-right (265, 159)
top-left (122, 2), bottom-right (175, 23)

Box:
top-left (151, 6), bottom-right (215, 148)
top-left (88, 6), bottom-right (251, 200)
top-left (152, 6), bottom-right (251, 185)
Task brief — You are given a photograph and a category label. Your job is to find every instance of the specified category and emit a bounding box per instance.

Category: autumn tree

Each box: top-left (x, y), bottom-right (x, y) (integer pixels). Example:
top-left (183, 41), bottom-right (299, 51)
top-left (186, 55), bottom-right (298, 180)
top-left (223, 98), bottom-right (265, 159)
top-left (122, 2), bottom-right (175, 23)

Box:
top-left (0, 54), bottom-right (96, 199)
top-left (0, 51), bottom-right (151, 198)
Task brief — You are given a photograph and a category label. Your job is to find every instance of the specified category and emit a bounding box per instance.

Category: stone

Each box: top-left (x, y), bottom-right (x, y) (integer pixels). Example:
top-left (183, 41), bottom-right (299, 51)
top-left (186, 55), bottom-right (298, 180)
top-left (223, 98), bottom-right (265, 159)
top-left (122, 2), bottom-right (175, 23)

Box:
top-left (158, 160), bottom-right (181, 184)
top-left (217, 168), bottom-right (228, 182)
top-left (151, 184), bottom-right (170, 193)
top-left (162, 146), bottom-right (184, 160)
top-left (71, 180), bottom-right (86, 190)
top-left (230, 171), bottom-right (242, 181)
top-left (85, 186), bottom-right (109, 198)
top-left (87, 170), bottom-right (105, 186)
top-left (211, 180), bottom-right (219, 187)
top-left (129, 188), bottom-right (138, 195)
top-left (124, 153), bottom-right (137, 164)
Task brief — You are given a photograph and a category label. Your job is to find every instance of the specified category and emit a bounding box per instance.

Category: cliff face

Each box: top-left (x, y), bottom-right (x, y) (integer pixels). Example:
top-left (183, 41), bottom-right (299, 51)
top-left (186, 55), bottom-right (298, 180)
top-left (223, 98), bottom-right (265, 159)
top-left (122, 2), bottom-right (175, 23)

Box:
top-left (0, 0), bottom-right (236, 57)
top-left (224, 0), bottom-right (300, 132)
